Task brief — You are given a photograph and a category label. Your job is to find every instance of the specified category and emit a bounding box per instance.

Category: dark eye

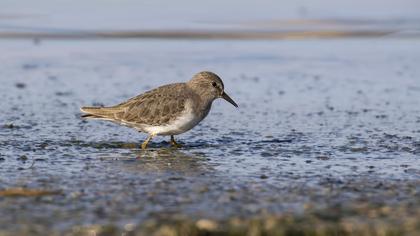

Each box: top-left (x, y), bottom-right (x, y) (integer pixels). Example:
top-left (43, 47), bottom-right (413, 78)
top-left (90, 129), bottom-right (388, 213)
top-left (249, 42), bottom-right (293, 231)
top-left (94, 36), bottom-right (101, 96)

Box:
top-left (212, 82), bottom-right (217, 87)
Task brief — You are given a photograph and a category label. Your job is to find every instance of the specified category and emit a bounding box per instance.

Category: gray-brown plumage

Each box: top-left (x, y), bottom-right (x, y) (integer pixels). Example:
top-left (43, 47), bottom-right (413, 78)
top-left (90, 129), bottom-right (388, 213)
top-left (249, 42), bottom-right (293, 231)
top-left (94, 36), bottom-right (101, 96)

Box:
top-left (80, 71), bottom-right (238, 149)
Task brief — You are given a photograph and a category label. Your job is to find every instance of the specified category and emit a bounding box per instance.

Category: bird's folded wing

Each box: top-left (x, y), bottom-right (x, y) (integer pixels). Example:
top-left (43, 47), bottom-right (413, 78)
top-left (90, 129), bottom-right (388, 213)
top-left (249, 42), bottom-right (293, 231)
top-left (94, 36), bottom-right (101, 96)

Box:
top-left (113, 84), bottom-right (191, 126)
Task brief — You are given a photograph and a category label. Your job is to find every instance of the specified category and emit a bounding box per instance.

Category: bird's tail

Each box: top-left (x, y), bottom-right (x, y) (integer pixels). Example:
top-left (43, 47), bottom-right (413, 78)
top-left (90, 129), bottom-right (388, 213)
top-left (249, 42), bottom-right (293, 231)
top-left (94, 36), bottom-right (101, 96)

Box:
top-left (80, 106), bottom-right (121, 120)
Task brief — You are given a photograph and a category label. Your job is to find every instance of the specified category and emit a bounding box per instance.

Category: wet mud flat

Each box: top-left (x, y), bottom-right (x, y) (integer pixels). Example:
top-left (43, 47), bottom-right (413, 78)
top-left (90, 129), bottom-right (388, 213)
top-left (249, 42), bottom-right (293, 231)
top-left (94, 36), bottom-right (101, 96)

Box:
top-left (0, 39), bottom-right (420, 235)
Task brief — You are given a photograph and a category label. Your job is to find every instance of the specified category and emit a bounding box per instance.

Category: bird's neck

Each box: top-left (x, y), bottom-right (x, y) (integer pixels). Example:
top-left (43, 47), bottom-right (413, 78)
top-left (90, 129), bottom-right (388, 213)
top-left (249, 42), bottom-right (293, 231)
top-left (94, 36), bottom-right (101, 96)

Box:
top-left (186, 83), bottom-right (215, 114)
top-left (190, 93), bottom-right (213, 118)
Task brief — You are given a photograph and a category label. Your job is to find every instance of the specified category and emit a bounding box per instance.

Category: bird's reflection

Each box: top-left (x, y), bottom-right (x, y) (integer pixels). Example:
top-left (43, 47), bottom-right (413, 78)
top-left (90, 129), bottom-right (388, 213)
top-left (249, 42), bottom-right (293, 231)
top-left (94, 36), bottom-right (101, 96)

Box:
top-left (100, 146), bottom-right (213, 175)
top-left (72, 139), bottom-right (213, 174)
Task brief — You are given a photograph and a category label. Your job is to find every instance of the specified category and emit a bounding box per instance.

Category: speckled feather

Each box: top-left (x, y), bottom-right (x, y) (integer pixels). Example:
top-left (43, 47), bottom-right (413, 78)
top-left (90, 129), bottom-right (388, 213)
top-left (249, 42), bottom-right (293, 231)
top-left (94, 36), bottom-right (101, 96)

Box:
top-left (82, 83), bottom-right (199, 127)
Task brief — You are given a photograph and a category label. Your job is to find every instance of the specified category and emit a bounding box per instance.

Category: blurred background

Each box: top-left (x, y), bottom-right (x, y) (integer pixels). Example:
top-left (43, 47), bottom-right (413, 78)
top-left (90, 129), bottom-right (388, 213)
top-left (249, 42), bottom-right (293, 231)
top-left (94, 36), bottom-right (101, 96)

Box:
top-left (1, 0), bottom-right (419, 39)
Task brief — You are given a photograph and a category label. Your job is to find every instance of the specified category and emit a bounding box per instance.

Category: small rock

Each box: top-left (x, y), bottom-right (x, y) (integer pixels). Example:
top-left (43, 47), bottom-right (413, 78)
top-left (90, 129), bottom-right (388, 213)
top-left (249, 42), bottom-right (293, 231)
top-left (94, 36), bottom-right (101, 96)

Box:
top-left (261, 152), bottom-right (273, 157)
top-left (168, 176), bottom-right (184, 181)
top-left (316, 155), bottom-right (330, 160)
top-left (22, 64), bottom-right (37, 70)
top-left (350, 146), bottom-right (368, 152)
top-left (15, 83), bottom-right (26, 89)
top-left (55, 91), bottom-right (72, 96)
top-left (124, 223), bottom-right (136, 232)
top-left (260, 174), bottom-right (269, 179)
top-left (196, 219), bottom-right (218, 231)
top-left (3, 124), bottom-right (16, 129)
top-left (38, 143), bottom-right (48, 149)
top-left (375, 114), bottom-right (387, 119)
top-left (17, 155), bottom-right (28, 161)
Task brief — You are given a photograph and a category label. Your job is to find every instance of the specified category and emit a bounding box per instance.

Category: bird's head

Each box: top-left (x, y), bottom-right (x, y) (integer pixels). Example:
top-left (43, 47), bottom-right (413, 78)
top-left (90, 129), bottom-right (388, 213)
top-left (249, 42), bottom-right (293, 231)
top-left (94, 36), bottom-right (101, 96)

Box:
top-left (188, 71), bottom-right (238, 108)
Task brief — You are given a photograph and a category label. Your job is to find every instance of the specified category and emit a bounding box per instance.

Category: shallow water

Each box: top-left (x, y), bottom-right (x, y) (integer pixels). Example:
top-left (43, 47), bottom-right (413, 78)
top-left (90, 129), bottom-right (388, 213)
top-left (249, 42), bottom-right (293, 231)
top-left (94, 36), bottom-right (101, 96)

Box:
top-left (0, 38), bottom-right (419, 234)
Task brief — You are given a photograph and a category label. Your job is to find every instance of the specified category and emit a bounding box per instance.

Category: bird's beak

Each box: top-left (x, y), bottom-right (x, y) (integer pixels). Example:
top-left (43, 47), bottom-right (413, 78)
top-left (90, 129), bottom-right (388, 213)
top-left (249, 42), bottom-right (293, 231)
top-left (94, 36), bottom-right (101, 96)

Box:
top-left (221, 91), bottom-right (238, 108)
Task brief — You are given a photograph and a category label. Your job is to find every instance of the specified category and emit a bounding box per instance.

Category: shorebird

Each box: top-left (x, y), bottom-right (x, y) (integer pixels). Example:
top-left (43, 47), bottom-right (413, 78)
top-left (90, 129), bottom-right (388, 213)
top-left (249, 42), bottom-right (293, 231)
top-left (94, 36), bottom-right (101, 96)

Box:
top-left (80, 71), bottom-right (238, 149)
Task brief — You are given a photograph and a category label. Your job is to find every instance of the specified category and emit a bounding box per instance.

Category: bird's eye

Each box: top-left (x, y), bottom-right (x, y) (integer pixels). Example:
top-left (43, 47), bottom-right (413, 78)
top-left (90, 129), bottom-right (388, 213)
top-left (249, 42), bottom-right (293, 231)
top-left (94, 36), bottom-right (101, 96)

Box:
top-left (212, 82), bottom-right (217, 87)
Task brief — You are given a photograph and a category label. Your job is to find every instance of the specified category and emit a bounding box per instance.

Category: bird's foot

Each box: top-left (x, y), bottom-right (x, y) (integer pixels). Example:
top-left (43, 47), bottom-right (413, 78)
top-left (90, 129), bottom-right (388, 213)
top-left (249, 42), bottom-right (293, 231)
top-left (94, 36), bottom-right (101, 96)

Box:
top-left (171, 141), bottom-right (182, 148)
top-left (141, 134), bottom-right (155, 150)
top-left (170, 136), bottom-right (182, 148)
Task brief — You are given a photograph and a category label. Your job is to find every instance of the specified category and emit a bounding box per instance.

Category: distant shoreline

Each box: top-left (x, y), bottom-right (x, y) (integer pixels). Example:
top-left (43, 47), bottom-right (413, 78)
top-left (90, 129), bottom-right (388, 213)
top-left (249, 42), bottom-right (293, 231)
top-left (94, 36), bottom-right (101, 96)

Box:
top-left (0, 29), bottom-right (418, 40)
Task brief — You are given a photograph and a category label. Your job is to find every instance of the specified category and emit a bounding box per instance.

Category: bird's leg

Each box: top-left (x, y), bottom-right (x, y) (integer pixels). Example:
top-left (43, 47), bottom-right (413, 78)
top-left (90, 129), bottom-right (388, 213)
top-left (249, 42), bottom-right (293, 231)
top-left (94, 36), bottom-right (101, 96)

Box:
top-left (170, 135), bottom-right (182, 148)
top-left (141, 134), bottom-right (155, 150)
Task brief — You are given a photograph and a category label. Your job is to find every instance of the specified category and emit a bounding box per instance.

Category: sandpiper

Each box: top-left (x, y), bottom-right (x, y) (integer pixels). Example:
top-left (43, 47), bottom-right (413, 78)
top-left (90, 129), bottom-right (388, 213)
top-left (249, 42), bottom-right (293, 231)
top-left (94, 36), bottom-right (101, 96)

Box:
top-left (80, 71), bottom-right (238, 149)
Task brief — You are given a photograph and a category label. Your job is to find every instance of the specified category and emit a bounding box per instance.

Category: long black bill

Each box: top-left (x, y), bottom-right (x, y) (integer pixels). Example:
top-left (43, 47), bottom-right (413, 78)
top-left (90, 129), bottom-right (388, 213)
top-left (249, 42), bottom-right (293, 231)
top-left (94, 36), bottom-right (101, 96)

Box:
top-left (221, 91), bottom-right (238, 108)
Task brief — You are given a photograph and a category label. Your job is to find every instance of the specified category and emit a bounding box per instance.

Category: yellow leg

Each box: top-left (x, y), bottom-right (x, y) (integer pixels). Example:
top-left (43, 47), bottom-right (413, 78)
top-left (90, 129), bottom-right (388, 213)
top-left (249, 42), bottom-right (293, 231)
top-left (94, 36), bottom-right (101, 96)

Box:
top-left (170, 135), bottom-right (182, 148)
top-left (141, 134), bottom-right (155, 150)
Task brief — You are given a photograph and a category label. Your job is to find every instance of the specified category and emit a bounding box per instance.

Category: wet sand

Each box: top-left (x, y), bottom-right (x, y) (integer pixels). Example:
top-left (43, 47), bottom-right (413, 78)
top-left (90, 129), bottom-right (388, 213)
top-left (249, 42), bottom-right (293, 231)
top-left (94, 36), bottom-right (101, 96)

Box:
top-left (0, 38), bottom-right (419, 235)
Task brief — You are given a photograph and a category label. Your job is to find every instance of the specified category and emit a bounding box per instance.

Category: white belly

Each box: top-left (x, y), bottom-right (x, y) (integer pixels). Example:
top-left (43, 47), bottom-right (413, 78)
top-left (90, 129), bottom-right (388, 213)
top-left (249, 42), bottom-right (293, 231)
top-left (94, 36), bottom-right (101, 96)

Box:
top-left (142, 102), bottom-right (204, 136)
